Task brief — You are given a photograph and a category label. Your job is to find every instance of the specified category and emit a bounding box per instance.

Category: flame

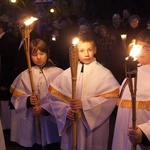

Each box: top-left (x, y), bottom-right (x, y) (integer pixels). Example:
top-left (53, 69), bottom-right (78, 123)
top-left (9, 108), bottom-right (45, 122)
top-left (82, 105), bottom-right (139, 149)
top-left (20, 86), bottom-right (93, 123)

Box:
top-left (72, 37), bottom-right (79, 46)
top-left (129, 39), bottom-right (141, 60)
top-left (50, 8), bottom-right (55, 13)
top-left (24, 17), bottom-right (38, 26)
top-left (121, 34), bottom-right (127, 40)
top-left (52, 36), bottom-right (56, 41)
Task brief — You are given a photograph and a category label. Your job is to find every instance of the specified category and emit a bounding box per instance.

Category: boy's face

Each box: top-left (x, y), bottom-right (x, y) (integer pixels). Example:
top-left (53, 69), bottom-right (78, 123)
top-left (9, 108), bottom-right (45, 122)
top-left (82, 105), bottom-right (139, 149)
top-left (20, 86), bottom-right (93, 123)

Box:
top-left (31, 49), bottom-right (47, 67)
top-left (77, 41), bottom-right (97, 64)
top-left (137, 41), bottom-right (150, 65)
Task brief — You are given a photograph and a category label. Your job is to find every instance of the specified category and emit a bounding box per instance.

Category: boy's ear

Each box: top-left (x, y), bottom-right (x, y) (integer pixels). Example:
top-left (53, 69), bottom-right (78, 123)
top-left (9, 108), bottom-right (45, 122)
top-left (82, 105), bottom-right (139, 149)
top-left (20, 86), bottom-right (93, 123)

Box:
top-left (94, 46), bottom-right (97, 54)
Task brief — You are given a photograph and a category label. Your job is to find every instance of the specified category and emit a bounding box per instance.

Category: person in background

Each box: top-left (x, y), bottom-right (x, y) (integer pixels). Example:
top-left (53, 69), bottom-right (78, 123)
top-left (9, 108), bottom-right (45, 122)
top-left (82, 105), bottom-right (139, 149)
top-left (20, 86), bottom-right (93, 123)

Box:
top-left (50, 33), bottom-right (120, 150)
top-left (112, 29), bottom-right (150, 150)
top-left (109, 13), bottom-right (125, 35)
top-left (95, 24), bottom-right (125, 84)
top-left (122, 8), bottom-right (131, 33)
top-left (126, 14), bottom-right (142, 49)
top-left (0, 20), bottom-right (16, 130)
top-left (10, 38), bottom-right (63, 150)
top-left (146, 18), bottom-right (150, 29)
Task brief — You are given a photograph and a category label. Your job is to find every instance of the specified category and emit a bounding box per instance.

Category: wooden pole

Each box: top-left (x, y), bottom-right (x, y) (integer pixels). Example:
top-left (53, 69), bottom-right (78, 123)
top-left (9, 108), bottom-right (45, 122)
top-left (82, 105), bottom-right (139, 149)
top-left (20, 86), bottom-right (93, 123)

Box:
top-left (69, 45), bottom-right (78, 150)
top-left (22, 25), bottom-right (45, 150)
top-left (125, 57), bottom-right (137, 150)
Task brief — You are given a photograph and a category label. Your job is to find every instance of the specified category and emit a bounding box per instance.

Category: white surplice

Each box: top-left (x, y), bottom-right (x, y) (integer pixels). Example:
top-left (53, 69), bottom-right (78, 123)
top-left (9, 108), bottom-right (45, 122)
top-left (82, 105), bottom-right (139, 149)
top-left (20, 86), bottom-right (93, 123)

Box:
top-left (139, 120), bottom-right (150, 142)
top-left (50, 59), bottom-right (120, 150)
top-left (112, 64), bottom-right (150, 150)
top-left (10, 66), bottom-right (63, 147)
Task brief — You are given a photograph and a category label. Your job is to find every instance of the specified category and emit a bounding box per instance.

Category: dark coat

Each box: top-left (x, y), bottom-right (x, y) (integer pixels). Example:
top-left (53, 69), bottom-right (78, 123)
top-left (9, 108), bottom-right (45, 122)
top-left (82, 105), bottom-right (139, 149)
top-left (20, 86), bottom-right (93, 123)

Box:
top-left (0, 32), bottom-right (16, 100)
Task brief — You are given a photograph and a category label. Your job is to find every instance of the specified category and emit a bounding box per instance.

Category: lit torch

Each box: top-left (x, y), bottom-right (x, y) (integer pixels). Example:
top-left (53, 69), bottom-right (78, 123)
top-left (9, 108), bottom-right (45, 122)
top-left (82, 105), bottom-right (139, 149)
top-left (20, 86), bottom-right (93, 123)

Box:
top-left (23, 16), bottom-right (38, 95)
top-left (22, 16), bottom-right (44, 150)
top-left (69, 37), bottom-right (79, 150)
top-left (125, 39), bottom-right (141, 150)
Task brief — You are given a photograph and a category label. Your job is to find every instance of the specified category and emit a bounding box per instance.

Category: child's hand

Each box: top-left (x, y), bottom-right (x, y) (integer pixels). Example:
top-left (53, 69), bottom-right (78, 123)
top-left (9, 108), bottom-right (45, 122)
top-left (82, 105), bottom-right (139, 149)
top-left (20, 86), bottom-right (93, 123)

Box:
top-left (67, 109), bottom-right (76, 121)
top-left (30, 95), bottom-right (38, 106)
top-left (33, 106), bottom-right (42, 116)
top-left (70, 99), bottom-right (82, 110)
top-left (128, 126), bottom-right (142, 145)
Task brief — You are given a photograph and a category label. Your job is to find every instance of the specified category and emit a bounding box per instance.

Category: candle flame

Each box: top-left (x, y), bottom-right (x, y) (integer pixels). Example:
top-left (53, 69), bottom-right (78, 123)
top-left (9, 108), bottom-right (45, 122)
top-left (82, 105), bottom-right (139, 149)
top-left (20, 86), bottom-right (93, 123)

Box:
top-left (52, 36), bottom-right (56, 41)
top-left (72, 37), bottom-right (79, 46)
top-left (121, 34), bottom-right (127, 40)
top-left (129, 39), bottom-right (141, 60)
top-left (24, 17), bottom-right (38, 26)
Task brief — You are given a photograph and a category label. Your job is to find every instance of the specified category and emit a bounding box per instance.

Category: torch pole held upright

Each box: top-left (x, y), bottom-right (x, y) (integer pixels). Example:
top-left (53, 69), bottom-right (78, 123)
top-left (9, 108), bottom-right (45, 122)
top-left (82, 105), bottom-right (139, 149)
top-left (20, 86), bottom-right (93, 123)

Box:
top-left (125, 56), bottom-right (138, 150)
top-left (69, 44), bottom-right (78, 150)
top-left (21, 24), bottom-right (45, 150)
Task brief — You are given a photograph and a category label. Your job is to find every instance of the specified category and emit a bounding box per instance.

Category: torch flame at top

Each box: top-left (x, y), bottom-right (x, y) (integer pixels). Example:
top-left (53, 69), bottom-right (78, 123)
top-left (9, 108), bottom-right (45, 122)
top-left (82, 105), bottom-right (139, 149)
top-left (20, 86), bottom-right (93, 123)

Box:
top-left (72, 37), bottom-right (79, 46)
top-left (129, 39), bottom-right (141, 60)
top-left (24, 17), bottom-right (38, 26)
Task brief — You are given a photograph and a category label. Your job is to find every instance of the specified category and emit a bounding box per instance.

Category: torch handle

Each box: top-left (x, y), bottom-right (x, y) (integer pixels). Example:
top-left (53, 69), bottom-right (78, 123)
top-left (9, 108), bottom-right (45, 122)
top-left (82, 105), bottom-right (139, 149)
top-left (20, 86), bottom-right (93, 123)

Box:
top-left (69, 45), bottom-right (78, 150)
top-left (22, 26), bottom-right (44, 149)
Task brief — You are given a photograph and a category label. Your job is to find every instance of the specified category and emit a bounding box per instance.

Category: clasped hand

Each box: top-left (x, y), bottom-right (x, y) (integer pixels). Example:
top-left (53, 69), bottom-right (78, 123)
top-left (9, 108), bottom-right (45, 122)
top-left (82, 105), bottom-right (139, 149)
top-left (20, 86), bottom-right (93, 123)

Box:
top-left (29, 95), bottom-right (42, 116)
top-left (128, 126), bottom-right (142, 145)
top-left (67, 99), bottom-right (82, 121)
top-left (30, 95), bottom-right (38, 106)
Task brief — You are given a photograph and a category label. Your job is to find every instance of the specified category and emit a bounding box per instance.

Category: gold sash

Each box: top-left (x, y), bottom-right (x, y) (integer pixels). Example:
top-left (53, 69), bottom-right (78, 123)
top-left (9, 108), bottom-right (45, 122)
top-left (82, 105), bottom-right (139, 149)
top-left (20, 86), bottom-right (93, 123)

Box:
top-left (117, 99), bottom-right (150, 109)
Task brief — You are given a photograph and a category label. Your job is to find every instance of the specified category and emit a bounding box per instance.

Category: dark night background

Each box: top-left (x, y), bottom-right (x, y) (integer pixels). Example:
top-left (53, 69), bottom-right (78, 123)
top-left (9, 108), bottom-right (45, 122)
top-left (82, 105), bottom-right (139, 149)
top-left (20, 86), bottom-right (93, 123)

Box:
top-left (85, 0), bottom-right (150, 20)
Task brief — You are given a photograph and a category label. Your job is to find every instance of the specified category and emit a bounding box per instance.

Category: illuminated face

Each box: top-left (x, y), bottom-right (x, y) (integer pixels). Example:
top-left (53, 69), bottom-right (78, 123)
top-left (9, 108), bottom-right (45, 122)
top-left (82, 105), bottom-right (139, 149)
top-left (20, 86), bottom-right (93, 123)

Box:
top-left (137, 41), bottom-right (150, 65)
top-left (77, 41), bottom-right (97, 64)
top-left (130, 18), bottom-right (139, 28)
top-left (31, 49), bottom-right (47, 67)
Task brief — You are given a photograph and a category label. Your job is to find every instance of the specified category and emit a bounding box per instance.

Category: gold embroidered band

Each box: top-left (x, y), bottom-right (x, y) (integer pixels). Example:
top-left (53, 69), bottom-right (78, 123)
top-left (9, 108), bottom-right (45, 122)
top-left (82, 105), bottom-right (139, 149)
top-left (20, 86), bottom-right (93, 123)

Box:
top-left (117, 99), bottom-right (150, 109)
top-left (49, 86), bottom-right (119, 103)
top-left (96, 88), bottom-right (119, 98)
top-left (10, 87), bottom-right (26, 97)
top-left (49, 86), bottom-right (72, 103)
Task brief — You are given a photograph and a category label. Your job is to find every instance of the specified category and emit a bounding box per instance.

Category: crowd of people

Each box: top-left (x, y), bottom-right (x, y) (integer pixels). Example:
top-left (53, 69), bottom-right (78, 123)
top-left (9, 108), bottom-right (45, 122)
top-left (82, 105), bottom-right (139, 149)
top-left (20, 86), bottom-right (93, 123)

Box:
top-left (0, 7), bottom-right (150, 150)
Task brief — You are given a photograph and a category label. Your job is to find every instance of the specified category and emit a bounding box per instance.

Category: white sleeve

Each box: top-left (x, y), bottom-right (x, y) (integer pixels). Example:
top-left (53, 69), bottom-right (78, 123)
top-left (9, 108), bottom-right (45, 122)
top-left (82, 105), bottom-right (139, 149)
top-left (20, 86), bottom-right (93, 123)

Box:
top-left (138, 120), bottom-right (150, 142)
top-left (82, 96), bottom-right (117, 130)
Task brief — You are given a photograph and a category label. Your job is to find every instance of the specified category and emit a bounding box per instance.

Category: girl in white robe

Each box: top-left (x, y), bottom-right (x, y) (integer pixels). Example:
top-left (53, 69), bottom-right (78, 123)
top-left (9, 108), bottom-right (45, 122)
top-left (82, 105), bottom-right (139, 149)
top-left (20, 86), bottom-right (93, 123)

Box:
top-left (50, 33), bottom-right (120, 150)
top-left (10, 39), bottom-right (63, 149)
top-left (112, 29), bottom-right (150, 150)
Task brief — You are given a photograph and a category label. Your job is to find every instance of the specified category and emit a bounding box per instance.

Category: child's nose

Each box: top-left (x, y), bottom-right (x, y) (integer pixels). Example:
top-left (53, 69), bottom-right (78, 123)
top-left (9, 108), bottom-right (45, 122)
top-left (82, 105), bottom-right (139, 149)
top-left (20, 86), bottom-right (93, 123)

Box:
top-left (37, 54), bottom-right (41, 59)
top-left (85, 50), bottom-right (89, 56)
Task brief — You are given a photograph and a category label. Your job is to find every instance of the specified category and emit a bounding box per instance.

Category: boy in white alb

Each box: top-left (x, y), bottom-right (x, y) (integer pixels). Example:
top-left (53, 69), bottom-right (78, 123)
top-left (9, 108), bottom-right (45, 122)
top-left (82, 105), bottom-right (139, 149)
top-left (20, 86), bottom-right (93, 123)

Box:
top-left (50, 33), bottom-right (120, 150)
top-left (112, 29), bottom-right (150, 150)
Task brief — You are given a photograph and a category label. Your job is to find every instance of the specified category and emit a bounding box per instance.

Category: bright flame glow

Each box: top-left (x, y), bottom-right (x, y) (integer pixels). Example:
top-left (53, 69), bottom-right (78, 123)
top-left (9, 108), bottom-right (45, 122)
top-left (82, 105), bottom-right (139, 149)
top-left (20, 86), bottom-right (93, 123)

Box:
top-left (50, 9), bottom-right (55, 13)
top-left (24, 17), bottom-right (38, 26)
top-left (10, 0), bottom-right (16, 3)
top-left (72, 37), bottom-right (79, 46)
top-left (121, 34), bottom-right (127, 40)
top-left (129, 40), bottom-right (141, 60)
top-left (52, 37), bottom-right (56, 41)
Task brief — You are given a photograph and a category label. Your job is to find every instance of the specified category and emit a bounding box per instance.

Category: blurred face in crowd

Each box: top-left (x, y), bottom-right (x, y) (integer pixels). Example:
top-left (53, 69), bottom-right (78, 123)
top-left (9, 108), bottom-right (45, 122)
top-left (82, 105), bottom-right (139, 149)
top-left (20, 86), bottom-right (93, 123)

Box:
top-left (112, 14), bottom-right (121, 26)
top-left (31, 49), bottom-right (47, 67)
top-left (93, 25), bottom-right (100, 34)
top-left (77, 41), bottom-right (97, 64)
top-left (78, 24), bottom-right (89, 35)
top-left (52, 19), bottom-right (60, 29)
top-left (123, 9), bottom-right (130, 19)
top-left (130, 18), bottom-right (139, 28)
top-left (137, 41), bottom-right (150, 65)
top-left (99, 26), bottom-right (107, 37)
